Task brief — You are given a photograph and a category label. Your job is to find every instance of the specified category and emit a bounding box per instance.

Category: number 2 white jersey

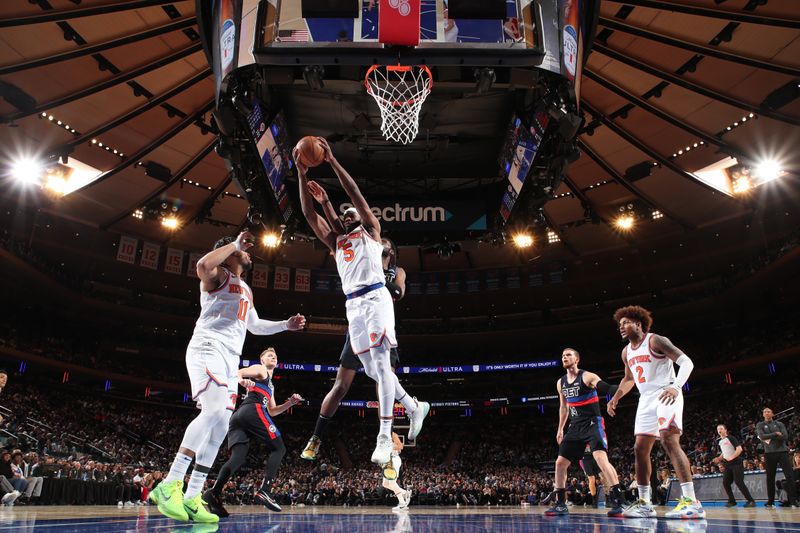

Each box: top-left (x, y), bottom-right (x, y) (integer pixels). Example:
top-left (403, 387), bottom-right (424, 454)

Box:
top-left (335, 225), bottom-right (385, 295)
top-left (626, 332), bottom-right (677, 396)
top-left (190, 268), bottom-right (253, 355)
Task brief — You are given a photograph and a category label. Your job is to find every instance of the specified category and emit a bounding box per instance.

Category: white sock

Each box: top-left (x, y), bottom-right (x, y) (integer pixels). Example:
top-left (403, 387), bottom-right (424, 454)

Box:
top-left (164, 452), bottom-right (193, 483)
top-left (638, 485), bottom-right (651, 504)
top-left (379, 417), bottom-right (393, 437)
top-left (394, 378), bottom-right (418, 413)
top-left (680, 482), bottom-right (696, 501)
top-left (184, 469), bottom-right (209, 500)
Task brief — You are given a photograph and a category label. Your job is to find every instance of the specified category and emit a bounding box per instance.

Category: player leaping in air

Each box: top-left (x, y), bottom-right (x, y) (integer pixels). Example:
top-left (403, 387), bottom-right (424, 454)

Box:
top-left (149, 232), bottom-right (305, 523)
top-left (295, 137), bottom-right (429, 466)
top-left (607, 305), bottom-right (704, 519)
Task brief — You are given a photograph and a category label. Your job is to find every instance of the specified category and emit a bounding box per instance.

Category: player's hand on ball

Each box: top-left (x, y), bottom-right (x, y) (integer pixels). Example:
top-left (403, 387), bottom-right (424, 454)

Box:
top-left (659, 386), bottom-right (679, 405)
top-left (607, 398), bottom-right (618, 417)
top-left (235, 231), bottom-right (255, 251)
top-left (286, 313), bottom-right (306, 331)
top-left (316, 137), bottom-right (334, 162)
top-left (307, 180), bottom-right (328, 203)
top-left (556, 429), bottom-right (564, 444)
top-left (292, 148), bottom-right (308, 174)
top-left (239, 378), bottom-right (255, 389)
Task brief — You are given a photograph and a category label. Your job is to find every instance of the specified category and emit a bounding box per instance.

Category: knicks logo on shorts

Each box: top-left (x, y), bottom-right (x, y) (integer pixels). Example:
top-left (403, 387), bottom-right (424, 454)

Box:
top-left (658, 417), bottom-right (667, 426)
top-left (370, 332), bottom-right (378, 343)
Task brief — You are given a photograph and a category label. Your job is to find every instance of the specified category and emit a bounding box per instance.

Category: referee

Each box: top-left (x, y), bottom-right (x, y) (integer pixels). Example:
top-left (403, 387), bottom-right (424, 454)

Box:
top-left (712, 424), bottom-right (755, 507)
top-left (757, 407), bottom-right (798, 508)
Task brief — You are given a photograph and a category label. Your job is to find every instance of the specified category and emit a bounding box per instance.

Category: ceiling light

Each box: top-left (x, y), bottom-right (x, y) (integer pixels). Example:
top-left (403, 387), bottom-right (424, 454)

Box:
top-left (44, 174), bottom-right (68, 196)
top-left (10, 157), bottom-right (44, 185)
top-left (133, 209), bottom-right (144, 220)
top-left (513, 234), bottom-right (534, 248)
top-left (732, 176), bottom-right (752, 195)
top-left (753, 159), bottom-right (783, 183)
top-left (651, 210), bottom-right (664, 220)
top-left (547, 230), bottom-right (560, 244)
top-left (262, 233), bottom-right (280, 248)
top-left (615, 215), bottom-right (635, 231)
top-left (161, 216), bottom-right (179, 230)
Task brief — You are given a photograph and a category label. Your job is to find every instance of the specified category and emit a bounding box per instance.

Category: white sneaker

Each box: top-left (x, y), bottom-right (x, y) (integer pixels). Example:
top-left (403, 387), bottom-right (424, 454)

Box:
top-left (397, 489), bottom-right (411, 510)
top-left (622, 499), bottom-right (657, 518)
top-left (371, 434), bottom-right (393, 464)
top-left (124, 501), bottom-right (135, 507)
top-left (665, 497), bottom-right (706, 519)
top-left (1, 490), bottom-right (20, 506)
top-left (117, 501), bottom-right (124, 508)
top-left (407, 399), bottom-right (430, 441)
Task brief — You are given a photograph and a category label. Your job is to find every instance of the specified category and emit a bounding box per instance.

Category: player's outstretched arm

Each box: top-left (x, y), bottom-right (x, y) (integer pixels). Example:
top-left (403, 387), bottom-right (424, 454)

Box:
top-left (268, 392), bottom-right (303, 417)
top-left (239, 364), bottom-right (268, 381)
top-left (196, 231), bottom-right (253, 291)
top-left (295, 150), bottom-right (337, 251)
top-left (582, 372), bottom-right (619, 397)
top-left (392, 267), bottom-right (407, 300)
top-left (307, 180), bottom-right (345, 234)
top-left (246, 307), bottom-right (306, 336)
top-left (318, 138), bottom-right (381, 238)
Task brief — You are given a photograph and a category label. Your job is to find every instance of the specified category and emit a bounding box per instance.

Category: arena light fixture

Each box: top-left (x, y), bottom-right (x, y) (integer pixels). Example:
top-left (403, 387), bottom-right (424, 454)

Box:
top-left (547, 230), bottom-right (560, 244)
top-left (10, 156), bottom-right (44, 185)
top-left (753, 159), bottom-right (784, 183)
top-left (161, 216), bottom-right (179, 230)
top-left (262, 233), bottom-right (280, 248)
top-left (732, 175), bottom-right (752, 195)
top-left (615, 215), bottom-right (635, 231)
top-left (44, 173), bottom-right (68, 196)
top-left (651, 210), bottom-right (664, 220)
top-left (513, 234), bottom-right (534, 248)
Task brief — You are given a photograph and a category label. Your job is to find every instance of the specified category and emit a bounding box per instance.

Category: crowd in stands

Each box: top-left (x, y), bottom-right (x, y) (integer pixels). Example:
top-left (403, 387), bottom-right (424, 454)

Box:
top-left (0, 366), bottom-right (797, 509)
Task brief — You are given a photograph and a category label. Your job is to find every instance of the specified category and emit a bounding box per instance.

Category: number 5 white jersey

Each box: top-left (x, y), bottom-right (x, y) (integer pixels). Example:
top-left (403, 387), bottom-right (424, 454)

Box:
top-left (190, 267), bottom-right (254, 355)
top-left (626, 332), bottom-right (677, 396)
top-left (335, 225), bottom-right (385, 295)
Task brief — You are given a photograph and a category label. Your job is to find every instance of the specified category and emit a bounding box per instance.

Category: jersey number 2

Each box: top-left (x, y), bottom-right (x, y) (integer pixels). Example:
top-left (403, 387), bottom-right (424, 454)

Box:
top-left (236, 299), bottom-right (249, 321)
top-left (634, 365), bottom-right (646, 383)
top-left (340, 242), bottom-right (354, 262)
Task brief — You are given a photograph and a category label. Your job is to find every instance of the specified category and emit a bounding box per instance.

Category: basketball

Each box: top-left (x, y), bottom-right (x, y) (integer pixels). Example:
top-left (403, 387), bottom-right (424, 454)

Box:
top-left (295, 136), bottom-right (325, 168)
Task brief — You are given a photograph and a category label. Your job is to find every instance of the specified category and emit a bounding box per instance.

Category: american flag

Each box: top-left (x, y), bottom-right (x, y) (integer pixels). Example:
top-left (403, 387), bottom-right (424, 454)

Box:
top-left (277, 29), bottom-right (310, 43)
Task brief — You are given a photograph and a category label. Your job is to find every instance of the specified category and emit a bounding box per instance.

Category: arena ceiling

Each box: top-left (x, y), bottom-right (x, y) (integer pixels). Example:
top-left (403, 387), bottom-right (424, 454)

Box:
top-left (0, 0), bottom-right (799, 271)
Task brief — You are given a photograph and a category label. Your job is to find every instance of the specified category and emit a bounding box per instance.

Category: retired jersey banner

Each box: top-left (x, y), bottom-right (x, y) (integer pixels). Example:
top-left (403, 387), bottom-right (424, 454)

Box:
top-left (274, 266), bottom-right (290, 291)
top-left (140, 242), bottom-right (160, 270)
top-left (251, 264), bottom-right (269, 288)
top-left (164, 248), bottom-right (184, 275)
top-left (294, 268), bottom-right (310, 292)
top-left (116, 235), bottom-right (137, 264)
top-left (187, 253), bottom-right (203, 278)
top-left (313, 271), bottom-right (332, 292)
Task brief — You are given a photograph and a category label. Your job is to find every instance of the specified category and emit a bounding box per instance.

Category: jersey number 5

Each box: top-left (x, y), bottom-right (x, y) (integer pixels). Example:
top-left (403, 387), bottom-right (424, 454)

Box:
top-left (236, 299), bottom-right (249, 321)
top-left (340, 241), bottom-right (354, 262)
top-left (634, 365), bottom-right (646, 384)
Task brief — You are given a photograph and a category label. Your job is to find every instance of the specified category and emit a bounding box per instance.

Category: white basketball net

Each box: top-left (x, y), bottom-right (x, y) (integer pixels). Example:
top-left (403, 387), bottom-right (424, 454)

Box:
top-left (365, 65), bottom-right (432, 145)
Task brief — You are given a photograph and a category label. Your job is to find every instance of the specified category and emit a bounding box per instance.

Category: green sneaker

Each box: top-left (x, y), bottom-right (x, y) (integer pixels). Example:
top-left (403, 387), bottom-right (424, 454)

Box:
top-left (150, 480), bottom-right (189, 521)
top-left (183, 493), bottom-right (220, 523)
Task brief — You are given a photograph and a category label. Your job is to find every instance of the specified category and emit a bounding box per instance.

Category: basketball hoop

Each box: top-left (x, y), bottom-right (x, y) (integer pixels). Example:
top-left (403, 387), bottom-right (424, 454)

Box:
top-left (365, 65), bottom-right (432, 145)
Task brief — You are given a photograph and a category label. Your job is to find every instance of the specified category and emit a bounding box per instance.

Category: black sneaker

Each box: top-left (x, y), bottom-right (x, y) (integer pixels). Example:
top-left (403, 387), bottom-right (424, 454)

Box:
top-left (202, 489), bottom-right (229, 518)
top-left (744, 501), bottom-right (756, 508)
top-left (255, 489), bottom-right (282, 512)
top-left (544, 502), bottom-right (569, 516)
top-left (725, 501), bottom-right (737, 507)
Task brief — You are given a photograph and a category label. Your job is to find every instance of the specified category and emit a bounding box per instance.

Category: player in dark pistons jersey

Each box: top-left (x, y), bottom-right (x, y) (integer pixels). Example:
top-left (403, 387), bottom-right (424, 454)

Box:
top-left (293, 138), bottom-right (430, 465)
top-left (203, 347), bottom-right (302, 517)
top-left (298, 178), bottom-right (424, 462)
top-left (545, 348), bottom-right (627, 517)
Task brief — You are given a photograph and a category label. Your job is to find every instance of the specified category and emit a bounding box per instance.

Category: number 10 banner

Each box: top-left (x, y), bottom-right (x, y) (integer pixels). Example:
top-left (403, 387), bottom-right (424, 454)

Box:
top-left (116, 235), bottom-right (138, 264)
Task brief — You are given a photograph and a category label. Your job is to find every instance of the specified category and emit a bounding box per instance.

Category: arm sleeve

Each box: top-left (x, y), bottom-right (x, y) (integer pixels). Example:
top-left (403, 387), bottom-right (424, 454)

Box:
top-left (596, 380), bottom-right (618, 397)
top-left (385, 280), bottom-right (403, 299)
top-left (246, 305), bottom-right (288, 336)
top-left (672, 354), bottom-right (694, 388)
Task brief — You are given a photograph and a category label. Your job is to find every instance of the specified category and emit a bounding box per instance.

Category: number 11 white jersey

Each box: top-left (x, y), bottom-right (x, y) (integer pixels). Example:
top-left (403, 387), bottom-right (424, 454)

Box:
top-left (190, 268), bottom-right (253, 355)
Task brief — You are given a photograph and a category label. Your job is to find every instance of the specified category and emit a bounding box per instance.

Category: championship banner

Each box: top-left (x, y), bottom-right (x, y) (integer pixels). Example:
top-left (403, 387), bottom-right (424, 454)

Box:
top-left (187, 253), bottom-right (203, 278)
top-left (379, 0), bottom-right (421, 46)
top-left (251, 264), bottom-right (268, 288)
top-left (446, 272), bottom-right (461, 294)
top-left (313, 271), bottom-right (331, 292)
top-left (425, 273), bottom-right (440, 295)
top-left (465, 270), bottom-right (480, 292)
top-left (506, 267), bottom-right (520, 289)
top-left (116, 235), bottom-right (137, 264)
top-left (140, 242), bottom-right (160, 270)
top-left (164, 248), bottom-right (184, 275)
top-left (274, 266), bottom-right (290, 291)
top-left (294, 268), bottom-right (310, 292)
top-left (407, 273), bottom-right (423, 295)
top-left (485, 270), bottom-right (500, 291)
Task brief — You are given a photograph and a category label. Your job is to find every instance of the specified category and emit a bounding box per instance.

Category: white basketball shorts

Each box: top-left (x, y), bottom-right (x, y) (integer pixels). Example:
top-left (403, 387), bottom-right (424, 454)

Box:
top-left (634, 389), bottom-right (684, 437)
top-left (345, 287), bottom-right (398, 355)
top-left (186, 338), bottom-right (239, 411)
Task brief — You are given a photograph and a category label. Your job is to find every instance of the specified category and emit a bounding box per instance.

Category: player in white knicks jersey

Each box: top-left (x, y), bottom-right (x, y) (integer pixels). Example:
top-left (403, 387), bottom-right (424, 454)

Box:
top-left (295, 137), bottom-right (429, 466)
top-left (606, 305), bottom-right (704, 519)
top-left (150, 232), bottom-right (305, 523)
